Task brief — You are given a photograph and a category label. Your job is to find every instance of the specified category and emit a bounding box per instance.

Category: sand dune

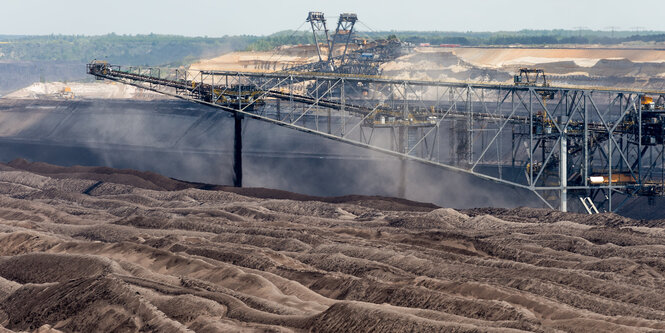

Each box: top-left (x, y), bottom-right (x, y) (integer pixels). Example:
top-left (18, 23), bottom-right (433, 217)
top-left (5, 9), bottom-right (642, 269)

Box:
top-left (0, 161), bottom-right (664, 332)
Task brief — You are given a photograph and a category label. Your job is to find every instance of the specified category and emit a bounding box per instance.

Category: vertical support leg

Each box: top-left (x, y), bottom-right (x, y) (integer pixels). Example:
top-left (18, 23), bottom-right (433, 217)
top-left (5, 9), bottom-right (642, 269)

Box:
top-left (511, 128), bottom-right (515, 168)
top-left (467, 86), bottom-right (472, 164)
top-left (529, 90), bottom-right (533, 186)
top-left (276, 99), bottom-right (281, 121)
top-left (398, 126), bottom-right (406, 198)
top-left (560, 131), bottom-right (567, 212)
top-left (341, 78), bottom-right (346, 136)
top-left (584, 94), bottom-right (588, 188)
top-left (327, 80), bottom-right (331, 134)
top-left (398, 158), bottom-right (406, 198)
top-left (638, 96), bottom-right (643, 187)
top-left (233, 113), bottom-right (243, 187)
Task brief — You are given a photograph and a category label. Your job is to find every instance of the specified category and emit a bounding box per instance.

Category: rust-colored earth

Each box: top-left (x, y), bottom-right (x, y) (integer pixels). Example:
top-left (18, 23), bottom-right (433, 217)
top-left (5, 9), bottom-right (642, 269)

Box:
top-left (0, 159), bottom-right (664, 332)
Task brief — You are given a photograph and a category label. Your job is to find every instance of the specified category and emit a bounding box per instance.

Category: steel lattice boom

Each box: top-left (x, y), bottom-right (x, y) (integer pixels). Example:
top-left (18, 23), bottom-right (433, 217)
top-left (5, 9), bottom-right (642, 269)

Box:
top-left (87, 61), bottom-right (665, 213)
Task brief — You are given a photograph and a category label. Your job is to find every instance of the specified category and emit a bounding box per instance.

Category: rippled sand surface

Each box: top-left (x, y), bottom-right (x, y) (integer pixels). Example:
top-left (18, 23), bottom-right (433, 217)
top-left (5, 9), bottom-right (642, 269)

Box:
top-left (0, 161), bottom-right (664, 332)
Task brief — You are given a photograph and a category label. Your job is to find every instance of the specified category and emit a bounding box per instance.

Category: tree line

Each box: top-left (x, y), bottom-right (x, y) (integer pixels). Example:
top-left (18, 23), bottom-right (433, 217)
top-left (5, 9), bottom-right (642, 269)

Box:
top-left (2, 30), bottom-right (664, 66)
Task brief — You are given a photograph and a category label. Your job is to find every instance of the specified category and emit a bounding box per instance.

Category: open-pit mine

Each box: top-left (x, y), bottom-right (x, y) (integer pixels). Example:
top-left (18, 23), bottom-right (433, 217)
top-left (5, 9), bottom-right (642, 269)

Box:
top-left (2, 10), bottom-right (665, 332)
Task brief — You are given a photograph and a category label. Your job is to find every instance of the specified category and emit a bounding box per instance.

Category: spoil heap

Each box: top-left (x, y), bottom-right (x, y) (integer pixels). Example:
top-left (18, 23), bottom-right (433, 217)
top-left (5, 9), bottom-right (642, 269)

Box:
top-left (0, 161), bottom-right (663, 332)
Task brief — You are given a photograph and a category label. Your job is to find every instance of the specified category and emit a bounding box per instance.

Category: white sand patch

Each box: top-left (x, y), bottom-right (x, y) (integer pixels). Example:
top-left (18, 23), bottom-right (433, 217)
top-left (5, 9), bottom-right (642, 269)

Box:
top-left (498, 57), bottom-right (602, 67)
top-left (448, 64), bottom-right (468, 73)
top-left (3, 82), bottom-right (166, 100)
top-left (550, 71), bottom-right (592, 77)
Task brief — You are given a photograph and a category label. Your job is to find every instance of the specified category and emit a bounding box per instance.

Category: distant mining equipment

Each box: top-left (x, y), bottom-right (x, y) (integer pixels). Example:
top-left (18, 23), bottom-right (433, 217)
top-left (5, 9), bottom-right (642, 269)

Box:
top-left (289, 11), bottom-right (407, 77)
top-left (290, 11), bottom-right (409, 102)
top-left (88, 55), bottom-right (665, 215)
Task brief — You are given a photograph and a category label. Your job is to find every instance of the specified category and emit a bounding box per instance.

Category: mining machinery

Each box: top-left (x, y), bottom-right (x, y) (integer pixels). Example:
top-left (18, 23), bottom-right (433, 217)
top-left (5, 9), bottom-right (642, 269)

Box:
top-left (288, 12), bottom-right (409, 107)
top-left (288, 12), bottom-right (407, 76)
top-left (87, 62), bottom-right (265, 111)
top-left (514, 68), bottom-right (549, 87)
top-left (329, 13), bottom-right (357, 67)
top-left (88, 60), bottom-right (665, 214)
top-left (514, 68), bottom-right (556, 99)
top-left (306, 12), bottom-right (330, 65)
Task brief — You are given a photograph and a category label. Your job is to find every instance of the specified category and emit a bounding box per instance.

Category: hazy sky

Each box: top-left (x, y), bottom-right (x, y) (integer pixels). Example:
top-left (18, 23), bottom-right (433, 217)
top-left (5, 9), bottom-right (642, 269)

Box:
top-left (3, 0), bottom-right (664, 36)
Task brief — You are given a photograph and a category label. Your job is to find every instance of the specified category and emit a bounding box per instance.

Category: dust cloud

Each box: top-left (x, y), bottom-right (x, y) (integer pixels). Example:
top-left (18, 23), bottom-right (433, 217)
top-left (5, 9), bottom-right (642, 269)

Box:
top-left (0, 99), bottom-right (541, 210)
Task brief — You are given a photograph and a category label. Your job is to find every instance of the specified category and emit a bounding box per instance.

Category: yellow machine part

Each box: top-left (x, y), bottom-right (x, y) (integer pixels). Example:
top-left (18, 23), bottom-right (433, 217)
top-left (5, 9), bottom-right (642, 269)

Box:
top-left (642, 96), bottom-right (653, 105)
top-left (589, 173), bottom-right (636, 185)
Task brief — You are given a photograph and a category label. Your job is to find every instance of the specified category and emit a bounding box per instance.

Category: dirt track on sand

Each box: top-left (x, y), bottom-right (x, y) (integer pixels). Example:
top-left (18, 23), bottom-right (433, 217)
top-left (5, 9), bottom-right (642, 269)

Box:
top-left (0, 161), bottom-right (665, 332)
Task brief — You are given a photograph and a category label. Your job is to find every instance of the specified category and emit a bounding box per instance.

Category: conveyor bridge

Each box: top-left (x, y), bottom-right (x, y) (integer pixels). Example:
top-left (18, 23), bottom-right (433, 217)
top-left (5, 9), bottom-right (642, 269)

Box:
top-left (87, 61), bottom-right (665, 213)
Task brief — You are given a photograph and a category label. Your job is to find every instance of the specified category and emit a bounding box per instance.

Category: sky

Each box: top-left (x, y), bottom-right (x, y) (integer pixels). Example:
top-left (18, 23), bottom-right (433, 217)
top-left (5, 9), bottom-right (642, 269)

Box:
top-left (2, 0), bottom-right (665, 36)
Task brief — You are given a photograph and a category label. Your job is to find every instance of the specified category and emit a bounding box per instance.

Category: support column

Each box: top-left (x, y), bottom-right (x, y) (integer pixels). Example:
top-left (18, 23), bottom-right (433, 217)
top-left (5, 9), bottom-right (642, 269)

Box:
top-left (276, 99), bottom-right (281, 121)
top-left (341, 79), bottom-right (346, 136)
top-left (327, 82), bottom-right (331, 134)
top-left (398, 126), bottom-right (406, 198)
top-left (560, 122), bottom-right (567, 212)
top-left (467, 86), bottom-right (473, 164)
top-left (233, 112), bottom-right (243, 187)
top-left (583, 94), bottom-right (588, 188)
top-left (398, 158), bottom-right (406, 198)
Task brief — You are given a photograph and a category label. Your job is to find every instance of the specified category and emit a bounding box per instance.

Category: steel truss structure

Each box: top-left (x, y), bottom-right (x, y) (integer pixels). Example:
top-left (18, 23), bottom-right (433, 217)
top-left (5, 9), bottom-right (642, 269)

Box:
top-left (289, 12), bottom-right (405, 75)
top-left (87, 61), bottom-right (665, 213)
top-left (306, 12), bottom-right (331, 66)
top-left (329, 13), bottom-right (357, 66)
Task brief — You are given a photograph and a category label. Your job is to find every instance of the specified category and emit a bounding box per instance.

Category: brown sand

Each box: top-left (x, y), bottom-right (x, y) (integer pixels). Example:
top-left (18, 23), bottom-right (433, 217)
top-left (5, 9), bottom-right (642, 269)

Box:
top-left (189, 44), bottom-right (360, 74)
top-left (0, 161), bottom-right (664, 332)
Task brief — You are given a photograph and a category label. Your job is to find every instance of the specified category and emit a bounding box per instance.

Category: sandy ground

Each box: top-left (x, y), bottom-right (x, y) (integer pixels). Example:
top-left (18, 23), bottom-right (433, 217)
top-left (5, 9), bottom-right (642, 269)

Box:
top-left (189, 48), bottom-right (317, 73)
top-left (8, 45), bottom-right (665, 100)
top-left (191, 45), bottom-right (665, 74)
top-left (189, 44), bottom-right (355, 73)
top-left (189, 45), bottom-right (665, 90)
top-left (0, 160), bottom-right (663, 332)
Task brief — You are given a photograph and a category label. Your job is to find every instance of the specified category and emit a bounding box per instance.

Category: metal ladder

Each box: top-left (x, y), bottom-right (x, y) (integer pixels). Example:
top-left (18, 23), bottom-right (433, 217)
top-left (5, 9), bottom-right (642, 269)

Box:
top-left (579, 197), bottom-right (599, 214)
